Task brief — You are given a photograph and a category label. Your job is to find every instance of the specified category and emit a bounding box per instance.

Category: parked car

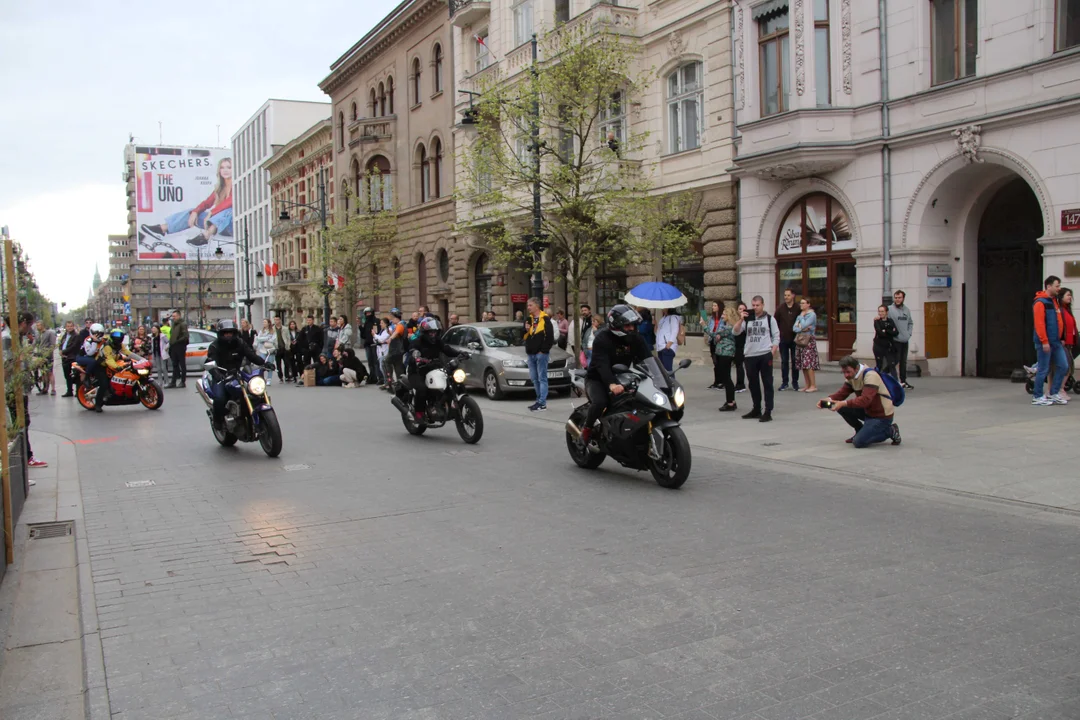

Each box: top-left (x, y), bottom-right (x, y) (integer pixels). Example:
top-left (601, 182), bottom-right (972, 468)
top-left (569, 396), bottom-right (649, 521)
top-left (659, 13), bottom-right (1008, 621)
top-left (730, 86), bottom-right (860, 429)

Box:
top-left (443, 322), bottom-right (574, 400)
top-left (164, 328), bottom-right (217, 376)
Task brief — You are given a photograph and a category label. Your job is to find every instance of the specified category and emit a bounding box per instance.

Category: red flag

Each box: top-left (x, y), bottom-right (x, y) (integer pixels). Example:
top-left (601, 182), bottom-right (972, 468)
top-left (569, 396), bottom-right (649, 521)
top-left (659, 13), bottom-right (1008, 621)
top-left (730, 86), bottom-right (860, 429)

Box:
top-left (264, 263), bottom-right (272, 277)
top-left (271, 262), bottom-right (279, 277)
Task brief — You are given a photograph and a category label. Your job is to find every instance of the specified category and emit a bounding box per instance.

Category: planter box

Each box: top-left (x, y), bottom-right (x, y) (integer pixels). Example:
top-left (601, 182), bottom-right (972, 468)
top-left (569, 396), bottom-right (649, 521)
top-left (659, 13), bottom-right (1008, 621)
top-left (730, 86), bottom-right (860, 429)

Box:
top-left (9, 431), bottom-right (27, 525)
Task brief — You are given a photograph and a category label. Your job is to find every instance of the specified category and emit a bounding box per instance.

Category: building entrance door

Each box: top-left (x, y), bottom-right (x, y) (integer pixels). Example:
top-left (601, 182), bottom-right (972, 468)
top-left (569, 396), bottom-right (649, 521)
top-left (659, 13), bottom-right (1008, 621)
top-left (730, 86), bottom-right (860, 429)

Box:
top-left (977, 178), bottom-right (1044, 378)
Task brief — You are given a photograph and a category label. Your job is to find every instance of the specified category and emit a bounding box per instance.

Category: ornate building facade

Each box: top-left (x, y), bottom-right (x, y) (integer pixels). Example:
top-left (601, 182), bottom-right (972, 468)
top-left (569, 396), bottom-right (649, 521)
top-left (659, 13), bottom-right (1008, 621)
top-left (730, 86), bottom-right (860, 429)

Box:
top-left (732, 0), bottom-right (1080, 376)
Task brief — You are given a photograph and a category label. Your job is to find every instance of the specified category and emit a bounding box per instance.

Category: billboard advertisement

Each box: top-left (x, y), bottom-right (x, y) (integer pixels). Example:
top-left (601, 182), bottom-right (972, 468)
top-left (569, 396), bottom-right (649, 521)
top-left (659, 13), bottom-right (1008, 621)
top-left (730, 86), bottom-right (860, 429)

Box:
top-left (134, 146), bottom-right (234, 259)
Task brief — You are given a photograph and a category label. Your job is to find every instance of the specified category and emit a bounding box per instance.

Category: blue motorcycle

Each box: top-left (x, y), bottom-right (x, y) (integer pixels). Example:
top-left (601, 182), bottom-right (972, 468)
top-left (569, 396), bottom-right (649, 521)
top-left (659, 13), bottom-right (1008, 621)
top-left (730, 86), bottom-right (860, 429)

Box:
top-left (197, 361), bottom-right (283, 457)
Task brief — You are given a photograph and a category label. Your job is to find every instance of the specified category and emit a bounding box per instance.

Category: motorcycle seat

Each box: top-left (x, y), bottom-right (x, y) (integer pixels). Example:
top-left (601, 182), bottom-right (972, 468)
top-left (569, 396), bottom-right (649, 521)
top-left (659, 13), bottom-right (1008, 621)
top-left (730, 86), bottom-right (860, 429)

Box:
top-left (570, 369), bottom-right (587, 380)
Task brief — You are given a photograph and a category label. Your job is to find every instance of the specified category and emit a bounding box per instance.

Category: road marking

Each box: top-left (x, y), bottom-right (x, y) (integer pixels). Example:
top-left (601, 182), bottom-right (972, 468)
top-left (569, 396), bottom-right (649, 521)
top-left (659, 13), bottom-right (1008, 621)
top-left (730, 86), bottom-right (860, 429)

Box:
top-left (283, 464), bottom-right (310, 471)
top-left (66, 436), bottom-right (120, 445)
top-left (125, 480), bottom-right (156, 488)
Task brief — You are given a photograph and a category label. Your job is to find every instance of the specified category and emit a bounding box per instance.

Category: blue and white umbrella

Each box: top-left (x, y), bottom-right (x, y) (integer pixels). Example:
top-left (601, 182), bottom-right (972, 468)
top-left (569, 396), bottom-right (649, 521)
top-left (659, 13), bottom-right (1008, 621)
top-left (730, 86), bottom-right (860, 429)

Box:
top-left (623, 281), bottom-right (687, 310)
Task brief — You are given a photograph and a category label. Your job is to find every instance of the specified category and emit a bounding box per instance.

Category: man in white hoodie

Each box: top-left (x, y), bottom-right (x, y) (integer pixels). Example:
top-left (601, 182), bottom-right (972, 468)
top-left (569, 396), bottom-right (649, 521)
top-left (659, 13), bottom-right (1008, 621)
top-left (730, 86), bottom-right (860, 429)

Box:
top-left (733, 295), bottom-right (780, 422)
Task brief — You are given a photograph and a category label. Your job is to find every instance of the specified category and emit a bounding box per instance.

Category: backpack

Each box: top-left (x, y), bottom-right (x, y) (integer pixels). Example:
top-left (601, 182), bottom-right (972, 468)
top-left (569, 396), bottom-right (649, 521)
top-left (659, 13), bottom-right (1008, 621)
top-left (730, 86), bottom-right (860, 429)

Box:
top-left (863, 367), bottom-right (905, 407)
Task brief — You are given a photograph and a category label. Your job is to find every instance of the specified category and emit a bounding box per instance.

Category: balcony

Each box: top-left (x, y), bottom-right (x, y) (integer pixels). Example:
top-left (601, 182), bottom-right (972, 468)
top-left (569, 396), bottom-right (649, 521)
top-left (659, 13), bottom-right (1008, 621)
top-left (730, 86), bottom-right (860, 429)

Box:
top-left (562, 2), bottom-right (638, 38)
top-left (449, 0), bottom-right (489, 28)
top-left (277, 268), bottom-right (305, 287)
top-left (348, 115), bottom-right (395, 150)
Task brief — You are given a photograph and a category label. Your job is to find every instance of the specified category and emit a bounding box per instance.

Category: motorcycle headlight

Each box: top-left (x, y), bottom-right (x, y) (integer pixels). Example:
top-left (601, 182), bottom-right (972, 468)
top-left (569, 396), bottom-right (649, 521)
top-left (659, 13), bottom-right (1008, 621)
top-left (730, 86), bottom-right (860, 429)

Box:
top-left (452, 368), bottom-right (467, 384)
top-left (652, 391), bottom-right (672, 409)
top-left (137, 368), bottom-right (149, 376)
top-left (673, 386), bottom-right (685, 408)
top-left (502, 358), bottom-right (527, 368)
top-left (248, 377), bottom-right (267, 395)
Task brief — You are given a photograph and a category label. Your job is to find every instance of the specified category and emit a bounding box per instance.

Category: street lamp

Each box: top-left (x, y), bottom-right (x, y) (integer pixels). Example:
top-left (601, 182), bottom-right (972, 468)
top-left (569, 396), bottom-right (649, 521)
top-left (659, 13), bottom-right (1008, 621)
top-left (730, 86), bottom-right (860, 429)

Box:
top-left (278, 167), bottom-right (330, 325)
top-left (214, 219), bottom-right (255, 321)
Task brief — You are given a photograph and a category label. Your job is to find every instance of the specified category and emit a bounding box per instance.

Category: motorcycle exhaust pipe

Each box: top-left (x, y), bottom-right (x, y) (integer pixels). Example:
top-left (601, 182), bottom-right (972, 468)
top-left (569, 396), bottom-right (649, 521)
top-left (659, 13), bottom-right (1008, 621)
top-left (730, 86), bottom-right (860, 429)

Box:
top-left (565, 419), bottom-right (582, 439)
top-left (195, 381), bottom-right (213, 409)
top-left (390, 396), bottom-right (409, 415)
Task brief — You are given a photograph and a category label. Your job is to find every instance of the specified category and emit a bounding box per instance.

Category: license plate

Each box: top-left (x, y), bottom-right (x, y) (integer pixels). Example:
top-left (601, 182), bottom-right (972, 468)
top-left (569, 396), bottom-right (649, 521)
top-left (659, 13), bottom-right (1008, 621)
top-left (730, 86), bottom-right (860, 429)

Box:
top-left (547, 371), bottom-right (562, 378)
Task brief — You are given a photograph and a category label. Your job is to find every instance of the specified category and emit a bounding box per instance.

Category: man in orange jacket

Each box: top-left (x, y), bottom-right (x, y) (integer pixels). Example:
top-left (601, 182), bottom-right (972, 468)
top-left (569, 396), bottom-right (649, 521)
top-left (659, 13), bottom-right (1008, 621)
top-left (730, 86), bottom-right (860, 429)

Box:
top-left (1032, 275), bottom-right (1068, 406)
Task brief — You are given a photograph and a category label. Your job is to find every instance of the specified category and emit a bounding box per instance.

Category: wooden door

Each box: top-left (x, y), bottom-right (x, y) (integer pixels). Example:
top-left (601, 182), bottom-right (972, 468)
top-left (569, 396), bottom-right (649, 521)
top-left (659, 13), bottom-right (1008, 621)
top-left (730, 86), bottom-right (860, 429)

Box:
top-left (828, 259), bottom-right (857, 360)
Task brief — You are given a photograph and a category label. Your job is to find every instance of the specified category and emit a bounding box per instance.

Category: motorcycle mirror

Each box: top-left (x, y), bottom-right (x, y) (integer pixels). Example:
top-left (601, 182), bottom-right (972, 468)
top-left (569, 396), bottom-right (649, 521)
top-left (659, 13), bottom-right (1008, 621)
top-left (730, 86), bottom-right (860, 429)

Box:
top-left (203, 361), bottom-right (217, 370)
top-left (677, 359), bottom-right (692, 370)
top-left (613, 364), bottom-right (630, 373)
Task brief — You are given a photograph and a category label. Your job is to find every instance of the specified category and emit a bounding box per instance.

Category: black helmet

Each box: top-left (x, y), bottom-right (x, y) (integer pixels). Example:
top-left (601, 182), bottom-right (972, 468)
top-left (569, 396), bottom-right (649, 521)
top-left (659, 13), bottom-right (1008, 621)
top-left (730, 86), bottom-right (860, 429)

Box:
top-left (606, 305), bottom-right (642, 337)
top-left (109, 329), bottom-right (124, 347)
top-left (217, 319), bottom-right (239, 344)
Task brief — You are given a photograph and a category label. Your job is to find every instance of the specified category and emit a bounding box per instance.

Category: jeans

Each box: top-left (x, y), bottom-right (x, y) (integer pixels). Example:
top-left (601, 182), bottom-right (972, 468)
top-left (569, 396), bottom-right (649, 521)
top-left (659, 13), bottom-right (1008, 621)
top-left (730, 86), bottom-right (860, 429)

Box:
top-left (1034, 342), bottom-right (1069, 398)
top-left (263, 353), bottom-right (275, 383)
top-left (744, 354), bottom-right (774, 413)
top-left (164, 208), bottom-right (234, 237)
top-left (838, 407), bottom-right (895, 448)
top-left (658, 348), bottom-right (675, 372)
top-left (893, 341), bottom-right (909, 383)
top-left (152, 353), bottom-right (167, 381)
top-left (319, 376), bottom-right (342, 386)
top-left (778, 340), bottom-right (798, 387)
top-left (584, 350), bottom-right (592, 368)
top-left (527, 352), bottom-right (550, 404)
top-left (365, 345), bottom-right (383, 383)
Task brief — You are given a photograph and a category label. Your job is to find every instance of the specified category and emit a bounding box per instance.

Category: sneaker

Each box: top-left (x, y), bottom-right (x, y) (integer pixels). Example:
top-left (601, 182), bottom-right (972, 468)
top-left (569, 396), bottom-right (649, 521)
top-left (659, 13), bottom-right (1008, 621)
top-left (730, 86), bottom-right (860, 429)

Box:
top-left (778, 383), bottom-right (790, 391)
top-left (28, 478), bottom-right (36, 486)
top-left (532, 404), bottom-right (548, 412)
top-left (891, 423), bottom-right (902, 445)
top-left (140, 223), bottom-right (163, 241)
top-left (61, 391), bottom-right (73, 398)
top-left (28, 458), bottom-right (48, 468)
top-left (758, 412), bottom-right (773, 423)
top-left (792, 385), bottom-right (800, 392)
top-left (718, 403), bottom-right (737, 412)
top-left (902, 382), bottom-right (914, 390)
top-left (527, 402), bottom-right (539, 411)
top-left (735, 385), bottom-right (746, 393)
top-left (1050, 393), bottom-right (1069, 405)
top-left (741, 409), bottom-right (761, 419)
top-left (846, 435), bottom-right (856, 444)
top-left (1032, 396), bottom-right (1053, 406)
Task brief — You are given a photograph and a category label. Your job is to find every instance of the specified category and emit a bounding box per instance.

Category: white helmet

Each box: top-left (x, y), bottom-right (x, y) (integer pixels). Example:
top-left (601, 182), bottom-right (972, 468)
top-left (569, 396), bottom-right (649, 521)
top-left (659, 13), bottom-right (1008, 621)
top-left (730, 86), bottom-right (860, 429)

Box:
top-left (90, 323), bottom-right (105, 335)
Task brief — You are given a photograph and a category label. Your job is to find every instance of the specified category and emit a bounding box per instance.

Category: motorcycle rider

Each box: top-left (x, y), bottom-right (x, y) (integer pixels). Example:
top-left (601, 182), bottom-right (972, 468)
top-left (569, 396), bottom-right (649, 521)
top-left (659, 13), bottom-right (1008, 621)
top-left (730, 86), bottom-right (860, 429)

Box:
top-left (206, 319), bottom-right (269, 426)
top-left (580, 305), bottom-right (652, 448)
top-left (96, 330), bottom-right (134, 412)
top-left (75, 323), bottom-right (109, 411)
top-left (405, 317), bottom-right (459, 422)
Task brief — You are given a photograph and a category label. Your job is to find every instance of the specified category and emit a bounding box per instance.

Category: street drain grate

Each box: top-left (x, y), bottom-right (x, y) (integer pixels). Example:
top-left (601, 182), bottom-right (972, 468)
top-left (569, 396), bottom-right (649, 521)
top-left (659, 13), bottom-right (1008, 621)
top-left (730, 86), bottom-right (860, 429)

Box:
top-left (125, 480), bottom-right (156, 488)
top-left (762, 442), bottom-right (781, 447)
top-left (28, 521), bottom-right (74, 540)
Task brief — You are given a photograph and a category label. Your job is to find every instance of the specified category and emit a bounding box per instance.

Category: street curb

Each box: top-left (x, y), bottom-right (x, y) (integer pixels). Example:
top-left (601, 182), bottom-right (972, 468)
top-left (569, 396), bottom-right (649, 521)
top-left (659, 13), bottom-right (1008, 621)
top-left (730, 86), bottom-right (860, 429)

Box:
top-left (47, 432), bottom-right (110, 720)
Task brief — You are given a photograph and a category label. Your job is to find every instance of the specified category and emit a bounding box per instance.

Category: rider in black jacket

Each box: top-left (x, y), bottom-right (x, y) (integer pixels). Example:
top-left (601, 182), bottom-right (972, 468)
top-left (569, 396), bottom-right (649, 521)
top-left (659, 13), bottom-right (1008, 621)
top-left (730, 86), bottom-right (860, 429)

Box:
top-left (407, 317), bottom-right (458, 420)
top-left (582, 305), bottom-right (652, 446)
top-left (206, 320), bottom-right (267, 424)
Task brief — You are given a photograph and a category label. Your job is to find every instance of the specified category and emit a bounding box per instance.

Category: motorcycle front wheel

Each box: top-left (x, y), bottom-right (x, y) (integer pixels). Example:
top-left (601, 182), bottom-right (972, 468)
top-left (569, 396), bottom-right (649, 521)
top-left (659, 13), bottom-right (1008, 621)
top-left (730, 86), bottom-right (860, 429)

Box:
top-left (454, 396), bottom-right (484, 444)
top-left (258, 409), bottom-right (283, 458)
top-left (76, 384), bottom-right (97, 411)
top-left (139, 381), bottom-right (164, 410)
top-left (649, 426), bottom-right (691, 489)
top-left (211, 420), bottom-right (238, 447)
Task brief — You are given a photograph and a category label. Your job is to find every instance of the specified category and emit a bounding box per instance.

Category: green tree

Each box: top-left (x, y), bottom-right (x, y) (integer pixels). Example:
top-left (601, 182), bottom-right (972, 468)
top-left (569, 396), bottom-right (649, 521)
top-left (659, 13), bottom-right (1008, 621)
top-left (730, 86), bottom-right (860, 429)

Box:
top-left (456, 22), bottom-right (702, 350)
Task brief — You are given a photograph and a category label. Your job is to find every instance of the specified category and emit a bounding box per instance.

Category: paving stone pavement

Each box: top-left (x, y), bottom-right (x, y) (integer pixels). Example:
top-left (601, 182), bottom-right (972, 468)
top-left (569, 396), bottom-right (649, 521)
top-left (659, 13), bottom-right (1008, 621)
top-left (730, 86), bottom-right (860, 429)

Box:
top-left (26, 379), bottom-right (1080, 720)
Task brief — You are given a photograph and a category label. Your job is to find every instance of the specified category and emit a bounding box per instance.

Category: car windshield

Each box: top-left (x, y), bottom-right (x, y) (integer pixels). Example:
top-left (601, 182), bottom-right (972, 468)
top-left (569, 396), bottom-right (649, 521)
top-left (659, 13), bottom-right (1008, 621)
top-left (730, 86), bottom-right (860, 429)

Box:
top-left (479, 326), bottom-right (525, 348)
top-left (640, 356), bottom-right (670, 390)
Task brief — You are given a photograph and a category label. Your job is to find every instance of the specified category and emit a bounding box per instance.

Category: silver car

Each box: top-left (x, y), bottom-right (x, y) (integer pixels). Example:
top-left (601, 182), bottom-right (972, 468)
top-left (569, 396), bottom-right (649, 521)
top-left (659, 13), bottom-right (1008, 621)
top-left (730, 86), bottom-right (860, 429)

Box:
top-left (443, 322), bottom-right (574, 400)
top-left (164, 328), bottom-right (217, 376)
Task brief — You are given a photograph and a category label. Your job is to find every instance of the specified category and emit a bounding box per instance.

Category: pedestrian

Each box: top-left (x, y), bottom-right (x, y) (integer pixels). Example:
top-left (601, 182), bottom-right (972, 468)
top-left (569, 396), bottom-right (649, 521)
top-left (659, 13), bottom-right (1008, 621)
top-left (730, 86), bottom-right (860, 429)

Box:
top-left (4, 312), bottom-right (47, 468)
top-left (272, 317), bottom-right (291, 382)
top-left (872, 304), bottom-right (899, 377)
top-left (338, 347), bottom-right (368, 387)
top-left (575, 304), bottom-right (594, 367)
top-left (734, 295), bottom-right (779, 422)
top-left (585, 314), bottom-right (602, 367)
top-left (239, 318), bottom-right (256, 347)
top-left (818, 355), bottom-right (902, 448)
top-left (703, 302), bottom-right (724, 390)
top-left (448, 313), bottom-right (460, 328)
top-left (887, 290), bottom-right (914, 390)
top-left (315, 352), bottom-right (341, 386)
top-left (793, 298), bottom-right (819, 392)
top-left (555, 309), bottom-right (569, 351)
top-left (775, 288), bottom-right (801, 391)
top-left (375, 317), bottom-right (393, 388)
top-left (1032, 275), bottom-right (1068, 406)
top-left (256, 319), bottom-right (276, 385)
top-left (1050, 288), bottom-right (1076, 399)
top-left (129, 325), bottom-right (151, 359)
top-left (733, 301), bottom-right (747, 392)
top-left (149, 324), bottom-right (167, 382)
top-left (287, 320), bottom-right (303, 381)
top-left (714, 303), bottom-right (740, 412)
top-left (386, 309), bottom-right (407, 387)
top-left (360, 307), bottom-right (382, 385)
top-left (524, 297), bottom-right (553, 412)
top-left (167, 310), bottom-right (188, 388)
top-left (638, 307), bottom-right (656, 351)
top-left (33, 319), bottom-right (57, 395)
top-left (58, 320), bottom-right (80, 397)
top-left (304, 315), bottom-right (324, 368)
top-left (323, 316), bottom-right (339, 357)
top-left (655, 308), bottom-right (682, 372)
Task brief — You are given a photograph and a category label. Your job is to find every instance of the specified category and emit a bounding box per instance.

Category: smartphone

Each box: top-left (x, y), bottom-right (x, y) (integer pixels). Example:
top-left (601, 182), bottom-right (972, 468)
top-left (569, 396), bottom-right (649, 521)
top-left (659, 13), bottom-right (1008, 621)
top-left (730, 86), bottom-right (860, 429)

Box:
top-left (820, 400), bottom-right (834, 409)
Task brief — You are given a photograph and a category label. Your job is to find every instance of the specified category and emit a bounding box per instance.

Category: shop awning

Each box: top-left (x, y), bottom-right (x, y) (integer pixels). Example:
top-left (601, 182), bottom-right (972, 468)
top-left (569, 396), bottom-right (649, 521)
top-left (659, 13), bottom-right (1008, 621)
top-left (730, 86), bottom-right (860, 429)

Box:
top-left (751, 0), bottom-right (789, 21)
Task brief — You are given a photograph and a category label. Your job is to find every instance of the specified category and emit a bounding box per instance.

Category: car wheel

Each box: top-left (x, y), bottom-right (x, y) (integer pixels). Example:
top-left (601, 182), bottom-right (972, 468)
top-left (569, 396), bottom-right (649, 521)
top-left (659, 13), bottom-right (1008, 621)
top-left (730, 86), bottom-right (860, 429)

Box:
top-left (484, 369), bottom-right (504, 400)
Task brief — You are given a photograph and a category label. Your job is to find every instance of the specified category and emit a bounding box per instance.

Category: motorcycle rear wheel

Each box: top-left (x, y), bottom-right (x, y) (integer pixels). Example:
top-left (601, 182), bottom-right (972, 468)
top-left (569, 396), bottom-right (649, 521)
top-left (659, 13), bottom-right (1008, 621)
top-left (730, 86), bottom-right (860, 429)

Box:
top-left (139, 381), bottom-right (164, 410)
top-left (258, 409), bottom-right (283, 458)
top-left (211, 420), bottom-right (238, 447)
top-left (649, 426), bottom-right (691, 489)
top-left (455, 396), bottom-right (484, 444)
top-left (565, 412), bottom-right (605, 470)
top-left (402, 411), bottom-right (427, 435)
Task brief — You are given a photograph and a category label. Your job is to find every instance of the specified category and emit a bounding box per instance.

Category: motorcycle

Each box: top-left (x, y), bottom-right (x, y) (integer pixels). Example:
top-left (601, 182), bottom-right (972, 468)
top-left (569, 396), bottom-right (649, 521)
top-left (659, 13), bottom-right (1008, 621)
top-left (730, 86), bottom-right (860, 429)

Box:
top-left (196, 361), bottom-right (283, 458)
top-left (73, 355), bottom-right (164, 411)
top-left (390, 357), bottom-right (484, 444)
top-left (566, 357), bottom-right (692, 489)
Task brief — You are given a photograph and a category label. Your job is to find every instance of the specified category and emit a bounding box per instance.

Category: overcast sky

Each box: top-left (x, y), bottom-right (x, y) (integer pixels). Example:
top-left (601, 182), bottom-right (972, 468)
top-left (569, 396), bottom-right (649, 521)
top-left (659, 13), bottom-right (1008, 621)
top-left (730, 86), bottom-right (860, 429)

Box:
top-left (0, 0), bottom-right (399, 309)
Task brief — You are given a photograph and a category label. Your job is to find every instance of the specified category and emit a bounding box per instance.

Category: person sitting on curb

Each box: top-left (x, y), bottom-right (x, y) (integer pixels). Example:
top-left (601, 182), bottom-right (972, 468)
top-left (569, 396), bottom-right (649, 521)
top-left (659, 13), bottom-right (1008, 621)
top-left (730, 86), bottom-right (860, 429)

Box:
top-left (817, 355), bottom-right (901, 448)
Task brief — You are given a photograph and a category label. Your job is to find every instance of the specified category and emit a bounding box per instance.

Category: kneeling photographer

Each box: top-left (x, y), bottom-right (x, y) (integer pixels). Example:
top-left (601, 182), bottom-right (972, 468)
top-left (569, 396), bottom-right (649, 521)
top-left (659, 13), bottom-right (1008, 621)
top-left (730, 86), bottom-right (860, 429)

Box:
top-left (817, 355), bottom-right (902, 448)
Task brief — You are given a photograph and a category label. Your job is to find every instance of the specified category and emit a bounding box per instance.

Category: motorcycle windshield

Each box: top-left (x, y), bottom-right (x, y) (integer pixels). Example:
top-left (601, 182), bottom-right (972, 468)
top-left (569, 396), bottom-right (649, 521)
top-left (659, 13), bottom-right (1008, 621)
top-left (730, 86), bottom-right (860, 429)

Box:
top-left (640, 357), bottom-right (670, 390)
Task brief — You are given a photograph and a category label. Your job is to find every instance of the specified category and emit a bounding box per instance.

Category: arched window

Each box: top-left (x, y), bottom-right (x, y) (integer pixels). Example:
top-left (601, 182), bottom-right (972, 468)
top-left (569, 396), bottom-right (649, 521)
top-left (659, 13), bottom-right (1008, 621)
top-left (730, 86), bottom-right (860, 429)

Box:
top-left (341, 180), bottom-right (350, 215)
top-left (416, 254), bottom-right (427, 308)
top-left (474, 253), bottom-right (493, 321)
top-left (337, 112), bottom-right (344, 150)
top-left (392, 258), bottom-right (402, 309)
top-left (437, 248), bottom-right (450, 283)
top-left (371, 262), bottom-right (380, 309)
top-left (433, 43), bottom-right (444, 94)
top-left (418, 144), bottom-right (430, 203)
top-left (387, 77), bottom-right (395, 114)
top-left (432, 138), bottom-right (443, 199)
top-left (666, 61), bottom-right (703, 153)
top-left (775, 193), bottom-right (856, 359)
top-left (369, 88), bottom-right (377, 115)
top-left (350, 159), bottom-right (361, 213)
top-left (365, 155), bottom-right (392, 211)
top-left (412, 58), bottom-right (422, 106)
top-left (378, 82), bottom-right (386, 116)
top-left (350, 102), bottom-right (358, 121)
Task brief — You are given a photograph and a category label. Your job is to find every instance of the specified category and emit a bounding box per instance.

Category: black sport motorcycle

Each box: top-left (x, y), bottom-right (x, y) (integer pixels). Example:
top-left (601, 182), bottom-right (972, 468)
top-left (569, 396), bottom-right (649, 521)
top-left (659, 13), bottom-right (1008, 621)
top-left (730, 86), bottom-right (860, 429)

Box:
top-left (566, 357), bottom-right (692, 489)
top-left (197, 361), bottom-right (283, 458)
top-left (391, 357), bottom-right (484, 444)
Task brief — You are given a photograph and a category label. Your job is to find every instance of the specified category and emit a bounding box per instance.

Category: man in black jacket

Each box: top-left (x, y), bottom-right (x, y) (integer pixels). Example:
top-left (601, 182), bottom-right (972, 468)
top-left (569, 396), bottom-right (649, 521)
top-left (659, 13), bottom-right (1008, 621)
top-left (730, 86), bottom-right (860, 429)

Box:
top-left (360, 307), bottom-right (381, 385)
top-left (299, 315), bottom-right (323, 367)
top-left (580, 305), bottom-right (651, 447)
top-left (58, 320), bottom-right (82, 397)
top-left (406, 317), bottom-right (457, 421)
top-left (524, 297), bottom-right (554, 412)
top-left (205, 320), bottom-right (268, 425)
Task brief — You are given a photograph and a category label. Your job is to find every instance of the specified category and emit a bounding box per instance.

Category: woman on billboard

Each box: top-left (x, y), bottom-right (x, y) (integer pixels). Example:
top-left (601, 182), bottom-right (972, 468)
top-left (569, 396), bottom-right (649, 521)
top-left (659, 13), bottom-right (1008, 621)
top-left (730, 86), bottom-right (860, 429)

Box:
top-left (141, 157), bottom-right (233, 246)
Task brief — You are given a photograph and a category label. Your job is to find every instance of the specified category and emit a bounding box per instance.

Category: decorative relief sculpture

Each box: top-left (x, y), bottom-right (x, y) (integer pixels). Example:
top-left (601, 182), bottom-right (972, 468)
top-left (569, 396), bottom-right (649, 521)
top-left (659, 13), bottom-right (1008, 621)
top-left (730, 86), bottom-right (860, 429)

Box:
top-left (953, 125), bottom-right (983, 164)
top-left (794, 0), bottom-right (805, 96)
top-left (841, 0), bottom-right (852, 94)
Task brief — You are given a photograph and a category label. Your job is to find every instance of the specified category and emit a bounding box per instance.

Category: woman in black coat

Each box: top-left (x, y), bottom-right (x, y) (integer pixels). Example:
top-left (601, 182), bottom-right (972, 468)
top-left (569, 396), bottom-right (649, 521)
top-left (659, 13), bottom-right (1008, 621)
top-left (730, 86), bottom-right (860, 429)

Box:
top-left (873, 304), bottom-right (899, 375)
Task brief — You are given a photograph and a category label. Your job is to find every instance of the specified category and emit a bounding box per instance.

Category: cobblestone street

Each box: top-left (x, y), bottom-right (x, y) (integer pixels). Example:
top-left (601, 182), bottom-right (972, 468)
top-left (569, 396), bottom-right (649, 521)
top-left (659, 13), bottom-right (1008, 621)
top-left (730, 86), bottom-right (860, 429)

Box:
top-left (25, 380), bottom-right (1080, 719)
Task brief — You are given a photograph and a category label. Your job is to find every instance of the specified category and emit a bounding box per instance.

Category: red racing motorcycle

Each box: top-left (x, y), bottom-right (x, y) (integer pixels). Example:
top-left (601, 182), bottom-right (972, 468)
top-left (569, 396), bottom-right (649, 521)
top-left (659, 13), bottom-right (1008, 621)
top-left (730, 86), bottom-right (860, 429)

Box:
top-left (73, 355), bottom-right (164, 411)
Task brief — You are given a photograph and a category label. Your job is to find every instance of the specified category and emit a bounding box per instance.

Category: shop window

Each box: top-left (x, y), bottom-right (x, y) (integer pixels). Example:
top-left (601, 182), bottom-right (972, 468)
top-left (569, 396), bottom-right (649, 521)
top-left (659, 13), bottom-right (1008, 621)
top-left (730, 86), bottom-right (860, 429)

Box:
top-left (663, 239), bottom-right (705, 335)
top-left (474, 253), bottom-right (493, 321)
top-left (757, 7), bottom-right (790, 116)
top-left (931, 0), bottom-right (977, 85)
top-left (1058, 0), bottom-right (1080, 51)
top-left (595, 262), bottom-right (627, 319)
